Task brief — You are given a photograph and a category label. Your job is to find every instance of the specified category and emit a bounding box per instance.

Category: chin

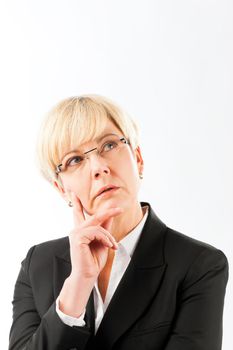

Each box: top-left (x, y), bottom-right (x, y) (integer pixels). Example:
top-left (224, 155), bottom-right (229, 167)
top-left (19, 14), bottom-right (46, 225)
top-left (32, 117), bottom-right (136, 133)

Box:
top-left (98, 197), bottom-right (130, 212)
top-left (98, 199), bottom-right (118, 210)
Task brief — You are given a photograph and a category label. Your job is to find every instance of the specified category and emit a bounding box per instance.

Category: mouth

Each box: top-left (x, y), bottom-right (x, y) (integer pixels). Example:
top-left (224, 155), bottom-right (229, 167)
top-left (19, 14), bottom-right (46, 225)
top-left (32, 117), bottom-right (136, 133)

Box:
top-left (96, 185), bottom-right (120, 198)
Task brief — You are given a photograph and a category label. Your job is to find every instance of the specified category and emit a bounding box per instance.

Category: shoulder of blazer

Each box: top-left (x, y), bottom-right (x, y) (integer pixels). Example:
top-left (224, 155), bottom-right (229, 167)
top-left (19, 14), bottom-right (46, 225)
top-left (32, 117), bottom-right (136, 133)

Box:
top-left (163, 227), bottom-right (228, 283)
top-left (141, 202), bottom-right (227, 267)
top-left (164, 226), bottom-right (226, 259)
top-left (140, 202), bottom-right (228, 280)
top-left (24, 236), bottom-right (70, 274)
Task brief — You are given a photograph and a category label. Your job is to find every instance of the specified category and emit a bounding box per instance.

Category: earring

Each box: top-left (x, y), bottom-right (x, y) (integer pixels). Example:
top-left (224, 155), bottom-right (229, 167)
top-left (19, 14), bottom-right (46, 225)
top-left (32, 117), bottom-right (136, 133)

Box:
top-left (139, 173), bottom-right (143, 179)
top-left (68, 200), bottom-right (73, 207)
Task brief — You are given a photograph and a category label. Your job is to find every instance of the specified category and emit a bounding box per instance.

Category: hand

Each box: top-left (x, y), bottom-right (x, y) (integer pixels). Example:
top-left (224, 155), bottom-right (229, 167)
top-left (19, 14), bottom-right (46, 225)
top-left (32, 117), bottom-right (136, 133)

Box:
top-left (58, 193), bottom-right (123, 317)
top-left (69, 192), bottom-right (123, 280)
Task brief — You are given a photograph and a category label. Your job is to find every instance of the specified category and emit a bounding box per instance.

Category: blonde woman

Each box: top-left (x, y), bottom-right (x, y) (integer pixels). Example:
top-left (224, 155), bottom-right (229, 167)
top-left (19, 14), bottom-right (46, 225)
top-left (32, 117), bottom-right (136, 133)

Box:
top-left (9, 95), bottom-right (228, 350)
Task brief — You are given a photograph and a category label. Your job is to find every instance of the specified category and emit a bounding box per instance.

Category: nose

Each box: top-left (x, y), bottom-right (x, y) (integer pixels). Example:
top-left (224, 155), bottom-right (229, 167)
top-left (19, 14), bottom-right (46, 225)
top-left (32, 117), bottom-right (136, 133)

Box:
top-left (87, 152), bottom-right (110, 179)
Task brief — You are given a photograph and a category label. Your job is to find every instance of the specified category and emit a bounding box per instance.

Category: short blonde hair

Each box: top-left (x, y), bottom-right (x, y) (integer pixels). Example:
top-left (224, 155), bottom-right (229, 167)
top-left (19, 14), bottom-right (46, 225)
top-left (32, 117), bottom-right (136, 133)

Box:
top-left (36, 94), bottom-right (140, 184)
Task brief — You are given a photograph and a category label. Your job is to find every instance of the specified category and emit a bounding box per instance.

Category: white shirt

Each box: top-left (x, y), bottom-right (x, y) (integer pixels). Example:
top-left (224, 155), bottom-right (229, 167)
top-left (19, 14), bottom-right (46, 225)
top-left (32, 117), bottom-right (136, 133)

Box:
top-left (56, 206), bottom-right (149, 334)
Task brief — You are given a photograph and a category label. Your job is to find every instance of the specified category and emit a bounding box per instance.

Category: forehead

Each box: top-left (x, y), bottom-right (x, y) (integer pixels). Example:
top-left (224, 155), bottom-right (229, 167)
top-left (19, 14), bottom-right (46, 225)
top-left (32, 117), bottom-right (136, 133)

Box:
top-left (80, 122), bottom-right (122, 148)
top-left (61, 120), bottom-right (123, 159)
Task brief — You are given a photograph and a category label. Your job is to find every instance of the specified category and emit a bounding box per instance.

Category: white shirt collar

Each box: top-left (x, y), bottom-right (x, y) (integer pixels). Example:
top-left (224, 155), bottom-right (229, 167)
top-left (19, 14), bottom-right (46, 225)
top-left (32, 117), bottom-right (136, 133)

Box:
top-left (119, 205), bottom-right (149, 258)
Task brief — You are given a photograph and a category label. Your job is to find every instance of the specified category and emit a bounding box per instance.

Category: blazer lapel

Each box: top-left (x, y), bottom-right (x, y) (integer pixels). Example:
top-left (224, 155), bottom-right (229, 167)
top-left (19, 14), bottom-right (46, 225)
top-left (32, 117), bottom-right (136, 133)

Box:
top-left (53, 253), bottom-right (71, 300)
top-left (94, 204), bottom-right (167, 349)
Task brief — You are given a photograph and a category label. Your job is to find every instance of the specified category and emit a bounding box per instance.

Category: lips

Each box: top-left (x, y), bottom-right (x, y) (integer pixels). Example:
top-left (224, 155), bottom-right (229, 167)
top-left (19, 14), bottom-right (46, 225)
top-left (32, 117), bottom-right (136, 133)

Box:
top-left (95, 185), bottom-right (119, 198)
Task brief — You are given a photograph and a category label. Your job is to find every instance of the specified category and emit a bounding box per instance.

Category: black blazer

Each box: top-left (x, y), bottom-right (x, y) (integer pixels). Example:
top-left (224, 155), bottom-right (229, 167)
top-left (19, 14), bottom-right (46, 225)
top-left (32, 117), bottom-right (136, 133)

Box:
top-left (9, 203), bottom-right (228, 350)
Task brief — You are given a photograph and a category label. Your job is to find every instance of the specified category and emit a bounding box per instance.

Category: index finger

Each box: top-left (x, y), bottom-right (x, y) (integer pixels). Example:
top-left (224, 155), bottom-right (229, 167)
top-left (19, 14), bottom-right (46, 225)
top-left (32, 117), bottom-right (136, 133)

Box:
top-left (70, 192), bottom-right (85, 227)
top-left (88, 207), bottom-right (123, 228)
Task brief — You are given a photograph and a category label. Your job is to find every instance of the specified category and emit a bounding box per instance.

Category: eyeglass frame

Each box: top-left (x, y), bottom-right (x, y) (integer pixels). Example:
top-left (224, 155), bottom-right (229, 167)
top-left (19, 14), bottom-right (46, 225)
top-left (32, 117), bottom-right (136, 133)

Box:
top-left (55, 134), bottom-right (130, 176)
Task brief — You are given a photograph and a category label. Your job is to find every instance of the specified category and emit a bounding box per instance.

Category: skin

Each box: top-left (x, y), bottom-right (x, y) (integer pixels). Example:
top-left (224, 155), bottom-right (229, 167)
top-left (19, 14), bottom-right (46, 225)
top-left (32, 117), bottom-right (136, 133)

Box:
top-left (54, 120), bottom-right (144, 315)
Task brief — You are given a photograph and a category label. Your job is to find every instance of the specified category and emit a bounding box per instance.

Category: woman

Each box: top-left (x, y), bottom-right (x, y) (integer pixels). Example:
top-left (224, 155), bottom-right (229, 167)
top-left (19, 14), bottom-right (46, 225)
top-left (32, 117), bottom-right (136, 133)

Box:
top-left (9, 95), bottom-right (228, 350)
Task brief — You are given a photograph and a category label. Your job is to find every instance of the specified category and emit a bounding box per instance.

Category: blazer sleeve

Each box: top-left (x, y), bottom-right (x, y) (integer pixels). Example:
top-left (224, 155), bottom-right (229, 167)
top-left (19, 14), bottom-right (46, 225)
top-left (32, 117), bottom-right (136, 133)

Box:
top-left (164, 248), bottom-right (228, 350)
top-left (8, 246), bottom-right (92, 350)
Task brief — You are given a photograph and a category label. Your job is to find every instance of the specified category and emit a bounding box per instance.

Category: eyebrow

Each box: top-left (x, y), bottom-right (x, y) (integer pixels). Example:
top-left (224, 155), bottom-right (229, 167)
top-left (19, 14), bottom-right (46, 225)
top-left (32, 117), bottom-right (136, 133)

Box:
top-left (61, 132), bottom-right (119, 161)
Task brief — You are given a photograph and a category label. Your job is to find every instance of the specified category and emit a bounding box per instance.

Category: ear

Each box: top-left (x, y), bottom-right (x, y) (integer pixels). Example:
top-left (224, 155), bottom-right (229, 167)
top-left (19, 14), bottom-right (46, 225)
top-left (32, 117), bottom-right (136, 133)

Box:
top-left (53, 178), bottom-right (68, 201)
top-left (134, 146), bottom-right (144, 175)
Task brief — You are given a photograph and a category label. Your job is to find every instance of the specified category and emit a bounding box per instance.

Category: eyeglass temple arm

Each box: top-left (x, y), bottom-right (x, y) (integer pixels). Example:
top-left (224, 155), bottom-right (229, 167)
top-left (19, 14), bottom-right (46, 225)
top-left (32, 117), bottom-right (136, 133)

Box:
top-left (56, 164), bottom-right (62, 174)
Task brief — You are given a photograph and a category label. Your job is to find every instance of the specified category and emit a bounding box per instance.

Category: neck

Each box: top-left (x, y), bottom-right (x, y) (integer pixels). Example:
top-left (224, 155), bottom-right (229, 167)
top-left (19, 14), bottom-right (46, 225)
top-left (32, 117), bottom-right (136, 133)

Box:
top-left (111, 201), bottom-right (144, 242)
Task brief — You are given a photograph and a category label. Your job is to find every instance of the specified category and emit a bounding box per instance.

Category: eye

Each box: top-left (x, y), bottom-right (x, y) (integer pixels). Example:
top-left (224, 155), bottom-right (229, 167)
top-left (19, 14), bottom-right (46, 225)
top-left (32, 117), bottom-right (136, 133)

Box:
top-left (66, 155), bottom-right (84, 167)
top-left (102, 141), bottom-right (118, 152)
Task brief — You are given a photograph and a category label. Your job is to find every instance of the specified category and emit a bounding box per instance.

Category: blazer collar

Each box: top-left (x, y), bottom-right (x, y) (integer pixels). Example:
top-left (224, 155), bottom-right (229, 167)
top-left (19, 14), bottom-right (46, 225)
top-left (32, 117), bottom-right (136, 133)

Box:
top-left (53, 202), bottom-right (167, 348)
top-left (130, 201), bottom-right (166, 268)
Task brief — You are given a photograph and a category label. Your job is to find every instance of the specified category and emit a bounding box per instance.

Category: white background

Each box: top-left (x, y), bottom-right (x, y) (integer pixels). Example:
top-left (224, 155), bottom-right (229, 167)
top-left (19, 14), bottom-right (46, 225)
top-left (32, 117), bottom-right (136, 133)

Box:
top-left (0, 1), bottom-right (232, 349)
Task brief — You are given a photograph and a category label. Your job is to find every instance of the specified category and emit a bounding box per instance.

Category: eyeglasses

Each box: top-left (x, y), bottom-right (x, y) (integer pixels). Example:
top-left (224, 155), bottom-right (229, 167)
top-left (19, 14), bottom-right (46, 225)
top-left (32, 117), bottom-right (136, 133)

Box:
top-left (55, 134), bottom-right (130, 175)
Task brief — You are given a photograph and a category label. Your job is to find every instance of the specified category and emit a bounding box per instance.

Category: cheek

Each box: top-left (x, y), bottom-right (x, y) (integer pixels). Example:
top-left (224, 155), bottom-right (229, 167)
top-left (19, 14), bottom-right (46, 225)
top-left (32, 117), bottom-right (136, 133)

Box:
top-left (62, 177), bottom-right (89, 200)
top-left (64, 179), bottom-right (92, 214)
top-left (121, 154), bottom-right (139, 177)
top-left (119, 159), bottom-right (140, 189)
top-left (75, 186), bottom-right (89, 203)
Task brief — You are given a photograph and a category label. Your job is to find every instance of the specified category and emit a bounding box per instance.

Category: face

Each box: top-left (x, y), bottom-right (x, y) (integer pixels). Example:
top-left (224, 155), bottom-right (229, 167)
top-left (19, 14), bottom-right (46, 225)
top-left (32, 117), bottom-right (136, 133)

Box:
top-left (55, 120), bottom-right (144, 215)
